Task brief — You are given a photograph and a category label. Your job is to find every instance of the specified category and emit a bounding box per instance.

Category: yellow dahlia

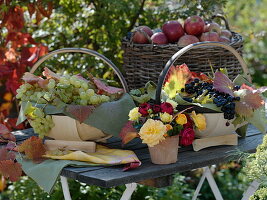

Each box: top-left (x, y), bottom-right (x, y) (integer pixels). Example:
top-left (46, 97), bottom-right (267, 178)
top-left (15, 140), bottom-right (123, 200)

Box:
top-left (175, 113), bottom-right (187, 125)
top-left (128, 107), bottom-right (141, 121)
top-left (139, 119), bottom-right (166, 147)
top-left (191, 111), bottom-right (206, 131)
top-left (160, 112), bottom-right (173, 123)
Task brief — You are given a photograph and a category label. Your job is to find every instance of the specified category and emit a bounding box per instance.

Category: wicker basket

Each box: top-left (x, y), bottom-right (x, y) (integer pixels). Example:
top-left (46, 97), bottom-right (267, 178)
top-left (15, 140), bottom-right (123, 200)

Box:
top-left (122, 18), bottom-right (244, 90)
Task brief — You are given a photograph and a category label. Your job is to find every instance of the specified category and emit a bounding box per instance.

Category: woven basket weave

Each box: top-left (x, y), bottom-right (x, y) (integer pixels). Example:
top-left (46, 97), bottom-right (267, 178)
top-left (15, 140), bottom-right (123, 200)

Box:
top-left (122, 32), bottom-right (243, 90)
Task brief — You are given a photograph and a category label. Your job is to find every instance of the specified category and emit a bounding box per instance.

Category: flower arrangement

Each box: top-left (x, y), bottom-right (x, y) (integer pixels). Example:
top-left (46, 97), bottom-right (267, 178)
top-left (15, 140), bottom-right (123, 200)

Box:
top-left (125, 100), bottom-right (206, 147)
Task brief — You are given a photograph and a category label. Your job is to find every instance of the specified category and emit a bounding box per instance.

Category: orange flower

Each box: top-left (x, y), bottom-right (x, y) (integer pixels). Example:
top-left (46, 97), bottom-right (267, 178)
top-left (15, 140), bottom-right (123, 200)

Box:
top-left (175, 113), bottom-right (187, 125)
top-left (190, 111), bottom-right (206, 131)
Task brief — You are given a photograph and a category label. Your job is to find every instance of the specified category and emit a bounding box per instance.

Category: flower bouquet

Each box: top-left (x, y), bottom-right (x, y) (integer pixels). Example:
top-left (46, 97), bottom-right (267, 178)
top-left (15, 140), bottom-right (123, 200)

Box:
top-left (121, 97), bottom-right (206, 164)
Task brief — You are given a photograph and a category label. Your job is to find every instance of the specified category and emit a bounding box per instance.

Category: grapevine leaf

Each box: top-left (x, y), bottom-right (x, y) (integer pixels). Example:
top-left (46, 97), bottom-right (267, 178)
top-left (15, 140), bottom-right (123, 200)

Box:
top-left (65, 105), bottom-right (95, 123)
top-left (22, 72), bottom-right (48, 88)
top-left (2, 6), bottom-right (24, 31)
top-left (130, 82), bottom-right (156, 103)
top-left (91, 76), bottom-right (123, 95)
top-left (163, 64), bottom-right (192, 98)
top-left (213, 71), bottom-right (234, 96)
top-left (0, 160), bottom-right (22, 182)
top-left (191, 71), bottom-right (212, 82)
top-left (232, 116), bottom-right (245, 127)
top-left (21, 45), bottom-right (48, 67)
top-left (246, 108), bottom-right (266, 134)
top-left (241, 84), bottom-right (254, 91)
top-left (27, 3), bottom-right (36, 17)
top-left (0, 148), bottom-right (16, 161)
top-left (17, 136), bottom-right (46, 162)
top-left (6, 142), bottom-right (16, 151)
top-left (233, 74), bottom-right (253, 86)
top-left (119, 121), bottom-right (138, 144)
top-left (0, 124), bottom-right (16, 142)
top-left (236, 124), bottom-right (248, 138)
top-left (37, 2), bottom-right (53, 18)
top-left (6, 32), bottom-right (36, 48)
top-left (42, 67), bottom-right (61, 80)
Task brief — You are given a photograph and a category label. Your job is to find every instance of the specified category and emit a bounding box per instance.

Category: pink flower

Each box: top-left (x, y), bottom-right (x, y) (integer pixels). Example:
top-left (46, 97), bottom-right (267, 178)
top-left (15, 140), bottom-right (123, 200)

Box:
top-left (152, 104), bottom-right (161, 113)
top-left (160, 102), bottom-right (173, 114)
top-left (139, 103), bottom-right (151, 117)
top-left (180, 127), bottom-right (195, 146)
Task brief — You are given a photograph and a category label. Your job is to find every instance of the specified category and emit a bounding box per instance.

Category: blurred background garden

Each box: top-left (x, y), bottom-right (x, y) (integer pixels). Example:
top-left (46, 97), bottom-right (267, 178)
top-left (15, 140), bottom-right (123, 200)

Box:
top-left (0, 0), bottom-right (266, 199)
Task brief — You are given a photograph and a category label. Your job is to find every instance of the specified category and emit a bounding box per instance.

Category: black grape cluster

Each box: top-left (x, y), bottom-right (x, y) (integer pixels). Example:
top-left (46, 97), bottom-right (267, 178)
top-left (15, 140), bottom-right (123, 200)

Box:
top-left (181, 78), bottom-right (241, 121)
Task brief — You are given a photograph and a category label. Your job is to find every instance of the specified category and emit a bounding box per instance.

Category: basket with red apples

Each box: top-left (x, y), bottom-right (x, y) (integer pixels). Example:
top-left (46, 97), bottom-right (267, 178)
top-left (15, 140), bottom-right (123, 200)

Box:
top-left (122, 15), bottom-right (243, 90)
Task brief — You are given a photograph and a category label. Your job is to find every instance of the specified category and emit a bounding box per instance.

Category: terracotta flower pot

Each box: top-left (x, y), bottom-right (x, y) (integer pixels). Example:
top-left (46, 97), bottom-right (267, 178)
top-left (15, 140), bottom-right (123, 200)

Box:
top-left (148, 135), bottom-right (179, 164)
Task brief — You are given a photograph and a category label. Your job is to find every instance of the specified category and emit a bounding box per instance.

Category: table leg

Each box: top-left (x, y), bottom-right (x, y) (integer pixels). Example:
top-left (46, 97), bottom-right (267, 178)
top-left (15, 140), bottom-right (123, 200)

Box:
top-left (60, 176), bottom-right (72, 200)
top-left (241, 180), bottom-right (261, 200)
top-left (192, 167), bottom-right (224, 200)
top-left (120, 183), bottom-right (137, 200)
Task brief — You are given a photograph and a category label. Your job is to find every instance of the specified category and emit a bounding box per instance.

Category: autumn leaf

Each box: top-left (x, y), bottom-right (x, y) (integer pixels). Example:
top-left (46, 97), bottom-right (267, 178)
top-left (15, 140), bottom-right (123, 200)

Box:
top-left (27, 3), bottom-right (36, 17)
top-left (6, 32), bottom-right (36, 48)
top-left (235, 89), bottom-right (265, 117)
top-left (163, 64), bottom-right (192, 98)
top-left (123, 161), bottom-right (141, 171)
top-left (119, 121), bottom-right (138, 144)
top-left (0, 160), bottom-right (22, 182)
top-left (21, 45), bottom-right (48, 67)
top-left (0, 175), bottom-right (7, 192)
top-left (0, 148), bottom-right (16, 161)
top-left (37, 1), bottom-right (53, 18)
top-left (42, 67), bottom-right (61, 80)
top-left (17, 136), bottom-right (46, 162)
top-left (22, 72), bottom-right (48, 88)
top-left (0, 124), bottom-right (16, 142)
top-left (213, 71), bottom-right (234, 96)
top-left (65, 105), bottom-right (95, 123)
top-left (2, 6), bottom-right (24, 31)
top-left (6, 69), bottom-right (22, 95)
top-left (191, 71), bottom-right (212, 83)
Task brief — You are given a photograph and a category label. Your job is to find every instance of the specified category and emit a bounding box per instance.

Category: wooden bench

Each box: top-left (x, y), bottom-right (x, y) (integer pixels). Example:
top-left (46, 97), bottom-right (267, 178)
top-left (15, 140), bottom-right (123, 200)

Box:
top-left (13, 123), bottom-right (263, 200)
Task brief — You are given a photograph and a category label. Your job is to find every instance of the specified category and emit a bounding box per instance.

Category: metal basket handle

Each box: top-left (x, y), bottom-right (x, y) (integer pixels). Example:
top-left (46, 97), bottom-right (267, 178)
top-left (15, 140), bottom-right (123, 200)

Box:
top-left (155, 41), bottom-right (251, 104)
top-left (30, 48), bottom-right (129, 93)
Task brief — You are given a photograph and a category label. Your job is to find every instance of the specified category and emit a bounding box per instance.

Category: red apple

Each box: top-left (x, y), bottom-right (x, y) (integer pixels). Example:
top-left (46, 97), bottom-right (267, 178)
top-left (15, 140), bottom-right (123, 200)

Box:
top-left (206, 22), bottom-right (221, 34)
top-left (162, 20), bottom-right (184, 43)
top-left (184, 16), bottom-right (205, 36)
top-left (138, 26), bottom-right (153, 37)
top-left (178, 35), bottom-right (199, 46)
top-left (219, 36), bottom-right (231, 43)
top-left (151, 32), bottom-right (168, 45)
top-left (203, 25), bottom-right (209, 32)
top-left (200, 32), bottom-right (220, 42)
top-left (220, 30), bottom-right (232, 39)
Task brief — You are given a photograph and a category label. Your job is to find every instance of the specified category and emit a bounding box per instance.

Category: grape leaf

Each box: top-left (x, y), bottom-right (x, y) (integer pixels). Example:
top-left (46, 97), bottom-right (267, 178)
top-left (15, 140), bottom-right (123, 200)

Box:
top-left (123, 160), bottom-right (141, 171)
top-left (27, 3), bottom-right (36, 17)
top-left (163, 64), bottom-right (192, 98)
top-left (5, 69), bottom-right (22, 95)
top-left (2, 6), bottom-right (24, 31)
top-left (17, 136), bottom-right (46, 162)
top-left (37, 2), bottom-right (53, 18)
top-left (21, 45), bottom-right (48, 67)
top-left (235, 89), bottom-right (265, 117)
top-left (119, 121), bottom-right (138, 144)
top-left (0, 148), bottom-right (16, 161)
top-left (191, 71), bottom-right (212, 82)
top-left (0, 160), bottom-right (22, 182)
top-left (42, 67), bottom-right (61, 80)
top-left (91, 76), bottom-right (123, 95)
top-left (213, 71), bottom-right (234, 96)
top-left (0, 124), bottom-right (16, 142)
top-left (6, 32), bottom-right (36, 48)
top-left (241, 84), bottom-right (254, 91)
top-left (65, 105), bottom-right (95, 123)
top-left (22, 72), bottom-right (48, 88)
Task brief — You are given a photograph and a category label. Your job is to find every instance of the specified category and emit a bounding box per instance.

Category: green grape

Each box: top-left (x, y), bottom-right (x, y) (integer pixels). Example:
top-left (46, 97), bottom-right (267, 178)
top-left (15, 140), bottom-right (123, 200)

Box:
top-left (25, 83), bottom-right (33, 89)
top-left (57, 83), bottom-right (69, 89)
top-left (100, 95), bottom-right (110, 103)
top-left (43, 92), bottom-right (52, 101)
top-left (34, 109), bottom-right (45, 118)
top-left (81, 82), bottom-right (89, 90)
top-left (80, 92), bottom-right (88, 100)
top-left (48, 79), bottom-right (56, 89)
top-left (74, 80), bottom-right (81, 88)
top-left (70, 76), bottom-right (77, 85)
top-left (86, 89), bottom-right (95, 97)
top-left (26, 90), bottom-right (33, 96)
top-left (90, 95), bottom-right (100, 105)
top-left (80, 99), bottom-right (88, 106)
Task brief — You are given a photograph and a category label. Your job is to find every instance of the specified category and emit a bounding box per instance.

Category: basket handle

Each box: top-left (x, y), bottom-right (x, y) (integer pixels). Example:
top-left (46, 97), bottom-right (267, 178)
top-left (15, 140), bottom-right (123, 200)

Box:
top-left (211, 14), bottom-right (230, 31)
top-left (155, 41), bottom-right (251, 104)
top-left (30, 48), bottom-right (129, 93)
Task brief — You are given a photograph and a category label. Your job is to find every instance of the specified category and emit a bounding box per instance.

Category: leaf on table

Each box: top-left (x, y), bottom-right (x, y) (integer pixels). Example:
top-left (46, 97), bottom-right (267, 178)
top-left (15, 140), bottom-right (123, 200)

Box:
top-left (42, 67), bottom-right (61, 80)
top-left (164, 64), bottom-right (192, 98)
top-left (65, 105), bottom-right (95, 123)
top-left (236, 124), bottom-right (248, 138)
top-left (17, 136), bottom-right (46, 162)
top-left (0, 124), bottom-right (16, 142)
top-left (213, 71), bottom-right (234, 96)
top-left (232, 116), bottom-right (245, 127)
top-left (0, 148), bottom-right (16, 161)
top-left (88, 74), bottom-right (123, 95)
top-left (119, 121), bottom-right (138, 144)
top-left (123, 160), bottom-right (141, 171)
top-left (0, 160), bottom-right (22, 182)
top-left (22, 72), bottom-right (48, 88)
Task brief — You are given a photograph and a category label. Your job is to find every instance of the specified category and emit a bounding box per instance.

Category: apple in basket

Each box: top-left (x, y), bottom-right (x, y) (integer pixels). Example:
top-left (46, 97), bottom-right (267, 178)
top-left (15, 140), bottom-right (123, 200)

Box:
top-left (132, 26), bottom-right (153, 44)
top-left (220, 29), bottom-right (232, 39)
top-left (178, 35), bottom-right (199, 46)
top-left (184, 16), bottom-right (205, 36)
top-left (200, 32), bottom-right (220, 42)
top-left (162, 20), bottom-right (184, 43)
top-left (151, 32), bottom-right (168, 45)
top-left (205, 22), bottom-right (221, 35)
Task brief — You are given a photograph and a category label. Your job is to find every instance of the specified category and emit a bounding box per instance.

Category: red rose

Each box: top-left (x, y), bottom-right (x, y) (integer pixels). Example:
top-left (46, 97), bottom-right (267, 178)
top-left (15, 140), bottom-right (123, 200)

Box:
top-left (139, 103), bottom-right (151, 116)
top-left (160, 102), bottom-right (173, 114)
top-left (152, 104), bottom-right (161, 113)
top-left (180, 127), bottom-right (195, 146)
top-left (183, 114), bottom-right (193, 129)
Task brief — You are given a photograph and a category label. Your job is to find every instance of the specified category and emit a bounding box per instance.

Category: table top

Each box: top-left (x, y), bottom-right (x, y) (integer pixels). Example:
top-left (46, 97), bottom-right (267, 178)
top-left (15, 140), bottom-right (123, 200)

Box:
top-left (13, 123), bottom-right (264, 188)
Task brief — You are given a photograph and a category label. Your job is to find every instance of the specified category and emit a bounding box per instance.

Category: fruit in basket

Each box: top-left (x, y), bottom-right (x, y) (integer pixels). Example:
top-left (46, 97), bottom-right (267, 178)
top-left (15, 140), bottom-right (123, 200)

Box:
top-left (184, 16), bottom-right (205, 36)
top-left (220, 29), bottom-right (232, 39)
top-left (206, 22), bottom-right (221, 35)
top-left (151, 32), bottom-right (168, 44)
top-left (219, 36), bottom-right (231, 43)
top-left (178, 35), bottom-right (199, 46)
top-left (132, 26), bottom-right (153, 44)
top-left (138, 26), bottom-right (153, 37)
top-left (162, 20), bottom-right (184, 43)
top-left (200, 32), bottom-right (219, 42)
